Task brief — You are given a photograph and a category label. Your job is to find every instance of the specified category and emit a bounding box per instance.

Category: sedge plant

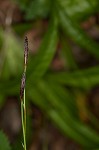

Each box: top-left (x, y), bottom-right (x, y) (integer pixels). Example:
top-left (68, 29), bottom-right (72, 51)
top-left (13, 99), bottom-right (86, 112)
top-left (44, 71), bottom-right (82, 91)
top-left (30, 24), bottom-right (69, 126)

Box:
top-left (20, 37), bottom-right (28, 150)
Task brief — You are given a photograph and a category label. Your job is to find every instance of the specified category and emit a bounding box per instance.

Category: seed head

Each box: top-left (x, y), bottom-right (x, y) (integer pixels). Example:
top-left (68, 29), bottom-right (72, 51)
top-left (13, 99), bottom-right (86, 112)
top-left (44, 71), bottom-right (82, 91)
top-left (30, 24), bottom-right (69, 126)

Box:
top-left (24, 36), bottom-right (28, 67)
top-left (20, 72), bottom-right (26, 100)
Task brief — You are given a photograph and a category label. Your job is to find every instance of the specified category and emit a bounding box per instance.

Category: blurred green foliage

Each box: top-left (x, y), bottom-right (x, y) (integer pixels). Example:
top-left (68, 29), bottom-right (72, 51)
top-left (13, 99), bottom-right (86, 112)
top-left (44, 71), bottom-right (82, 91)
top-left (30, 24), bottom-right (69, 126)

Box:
top-left (0, 131), bottom-right (11, 150)
top-left (0, 0), bottom-right (99, 149)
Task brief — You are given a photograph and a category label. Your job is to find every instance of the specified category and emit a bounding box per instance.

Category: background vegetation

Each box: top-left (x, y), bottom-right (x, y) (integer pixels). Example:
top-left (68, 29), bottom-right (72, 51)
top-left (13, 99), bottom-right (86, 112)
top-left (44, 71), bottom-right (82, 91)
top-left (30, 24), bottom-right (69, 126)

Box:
top-left (0, 0), bottom-right (99, 149)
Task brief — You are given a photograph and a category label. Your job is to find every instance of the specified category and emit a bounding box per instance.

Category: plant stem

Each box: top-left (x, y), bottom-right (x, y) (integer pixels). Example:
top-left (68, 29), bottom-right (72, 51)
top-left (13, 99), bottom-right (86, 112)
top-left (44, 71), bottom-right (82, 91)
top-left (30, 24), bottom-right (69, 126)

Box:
top-left (20, 36), bottom-right (28, 150)
top-left (21, 89), bottom-right (26, 150)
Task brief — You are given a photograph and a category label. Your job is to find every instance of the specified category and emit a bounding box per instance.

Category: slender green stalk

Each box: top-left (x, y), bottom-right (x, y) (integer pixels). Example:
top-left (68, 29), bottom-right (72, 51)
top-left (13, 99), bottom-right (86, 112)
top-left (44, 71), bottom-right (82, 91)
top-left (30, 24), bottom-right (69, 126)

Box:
top-left (20, 36), bottom-right (28, 150)
top-left (24, 89), bottom-right (26, 132)
top-left (20, 85), bottom-right (27, 150)
top-left (21, 100), bottom-right (26, 150)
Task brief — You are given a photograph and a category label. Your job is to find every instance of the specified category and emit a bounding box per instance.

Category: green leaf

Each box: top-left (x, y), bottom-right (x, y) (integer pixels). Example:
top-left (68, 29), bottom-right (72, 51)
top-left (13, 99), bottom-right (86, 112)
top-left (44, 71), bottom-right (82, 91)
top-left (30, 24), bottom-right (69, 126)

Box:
top-left (29, 81), bottom-right (99, 148)
top-left (13, 22), bottom-right (34, 36)
top-left (0, 29), bottom-right (23, 79)
top-left (26, 0), bottom-right (51, 20)
top-left (56, 1), bottom-right (99, 58)
top-left (36, 80), bottom-right (99, 146)
top-left (17, 0), bottom-right (99, 22)
top-left (49, 110), bottom-right (99, 148)
top-left (28, 86), bottom-right (88, 146)
top-left (46, 81), bottom-right (79, 117)
top-left (47, 66), bottom-right (99, 88)
top-left (59, 0), bottom-right (99, 21)
top-left (0, 131), bottom-right (11, 150)
top-left (60, 36), bottom-right (78, 70)
top-left (27, 13), bottom-right (58, 82)
top-left (28, 88), bottom-right (51, 111)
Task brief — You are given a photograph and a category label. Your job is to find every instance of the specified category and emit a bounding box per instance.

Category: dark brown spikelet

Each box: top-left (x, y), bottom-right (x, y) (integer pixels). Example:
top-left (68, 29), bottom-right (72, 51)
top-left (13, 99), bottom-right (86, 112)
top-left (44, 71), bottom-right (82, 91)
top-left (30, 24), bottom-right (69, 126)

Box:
top-left (24, 36), bottom-right (28, 67)
top-left (20, 72), bottom-right (26, 100)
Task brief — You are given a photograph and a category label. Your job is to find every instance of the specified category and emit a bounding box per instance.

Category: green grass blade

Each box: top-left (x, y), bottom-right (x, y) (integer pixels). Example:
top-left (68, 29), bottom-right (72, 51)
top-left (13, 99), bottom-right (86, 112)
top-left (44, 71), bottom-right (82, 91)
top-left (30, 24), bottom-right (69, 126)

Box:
top-left (0, 131), bottom-right (11, 150)
top-left (59, 0), bottom-right (99, 21)
top-left (56, 1), bottom-right (99, 58)
top-left (47, 66), bottom-right (99, 88)
top-left (28, 13), bottom-right (58, 82)
top-left (60, 36), bottom-right (78, 70)
top-left (28, 83), bottom-right (99, 148)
